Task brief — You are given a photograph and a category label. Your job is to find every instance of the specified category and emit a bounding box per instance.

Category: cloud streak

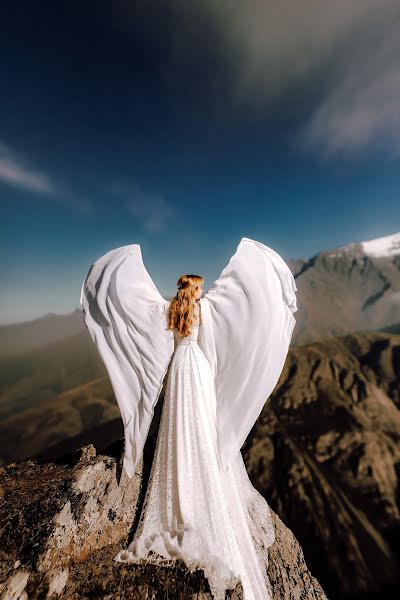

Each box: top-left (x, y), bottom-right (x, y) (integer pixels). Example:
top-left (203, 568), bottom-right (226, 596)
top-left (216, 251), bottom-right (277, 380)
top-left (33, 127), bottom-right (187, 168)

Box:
top-left (0, 141), bottom-right (94, 216)
top-left (0, 141), bottom-right (53, 193)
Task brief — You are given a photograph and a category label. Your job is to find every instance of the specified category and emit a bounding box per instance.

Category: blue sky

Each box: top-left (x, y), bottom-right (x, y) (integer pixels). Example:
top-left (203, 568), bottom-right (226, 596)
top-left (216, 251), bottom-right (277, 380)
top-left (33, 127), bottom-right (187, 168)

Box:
top-left (1, 0), bottom-right (400, 324)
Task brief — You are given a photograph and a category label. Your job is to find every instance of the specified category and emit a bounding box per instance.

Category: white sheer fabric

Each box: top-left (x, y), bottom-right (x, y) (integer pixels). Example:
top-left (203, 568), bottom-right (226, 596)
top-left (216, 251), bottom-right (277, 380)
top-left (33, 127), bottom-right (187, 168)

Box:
top-left (79, 244), bottom-right (174, 478)
top-left (114, 322), bottom-right (275, 600)
top-left (79, 236), bottom-right (297, 478)
top-left (198, 237), bottom-right (297, 470)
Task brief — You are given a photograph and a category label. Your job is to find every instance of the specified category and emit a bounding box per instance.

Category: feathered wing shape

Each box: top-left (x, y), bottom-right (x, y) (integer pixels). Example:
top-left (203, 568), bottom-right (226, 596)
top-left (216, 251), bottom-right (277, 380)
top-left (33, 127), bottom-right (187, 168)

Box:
top-left (79, 244), bottom-right (174, 478)
top-left (198, 237), bottom-right (298, 471)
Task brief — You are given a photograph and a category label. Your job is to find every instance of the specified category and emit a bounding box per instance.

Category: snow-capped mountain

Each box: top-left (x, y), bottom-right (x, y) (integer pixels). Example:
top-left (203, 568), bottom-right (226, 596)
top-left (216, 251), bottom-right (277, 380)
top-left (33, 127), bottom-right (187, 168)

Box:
top-left (361, 231), bottom-right (400, 258)
top-left (292, 231), bottom-right (400, 345)
top-left (321, 231), bottom-right (400, 260)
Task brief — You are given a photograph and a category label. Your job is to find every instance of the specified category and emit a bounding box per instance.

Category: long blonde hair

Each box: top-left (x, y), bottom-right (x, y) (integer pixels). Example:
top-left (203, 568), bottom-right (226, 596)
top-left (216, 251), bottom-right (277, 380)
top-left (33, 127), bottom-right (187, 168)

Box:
top-left (167, 274), bottom-right (204, 337)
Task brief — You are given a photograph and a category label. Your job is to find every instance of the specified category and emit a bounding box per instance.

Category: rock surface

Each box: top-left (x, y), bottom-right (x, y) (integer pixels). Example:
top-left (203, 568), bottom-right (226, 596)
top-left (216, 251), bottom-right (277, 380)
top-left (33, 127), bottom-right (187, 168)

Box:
top-left (0, 438), bottom-right (328, 599)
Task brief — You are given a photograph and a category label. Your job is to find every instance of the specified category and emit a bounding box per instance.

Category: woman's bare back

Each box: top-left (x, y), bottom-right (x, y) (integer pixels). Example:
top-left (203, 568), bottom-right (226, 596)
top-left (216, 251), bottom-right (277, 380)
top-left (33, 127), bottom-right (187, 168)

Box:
top-left (193, 301), bottom-right (201, 326)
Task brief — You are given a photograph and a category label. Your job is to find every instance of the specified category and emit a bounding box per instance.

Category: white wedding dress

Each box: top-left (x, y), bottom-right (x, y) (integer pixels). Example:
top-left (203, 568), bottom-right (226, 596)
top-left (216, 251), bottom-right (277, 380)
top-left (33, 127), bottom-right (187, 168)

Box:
top-left (114, 311), bottom-right (276, 600)
top-left (80, 236), bottom-right (298, 600)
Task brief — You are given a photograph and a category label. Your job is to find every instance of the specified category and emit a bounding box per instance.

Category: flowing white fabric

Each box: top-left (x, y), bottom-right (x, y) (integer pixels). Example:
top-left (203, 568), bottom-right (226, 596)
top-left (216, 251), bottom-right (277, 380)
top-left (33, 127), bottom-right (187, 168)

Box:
top-left (198, 236), bottom-right (298, 470)
top-left (79, 236), bottom-right (297, 477)
top-left (80, 236), bottom-right (298, 599)
top-left (80, 244), bottom-right (174, 478)
top-left (114, 323), bottom-right (276, 600)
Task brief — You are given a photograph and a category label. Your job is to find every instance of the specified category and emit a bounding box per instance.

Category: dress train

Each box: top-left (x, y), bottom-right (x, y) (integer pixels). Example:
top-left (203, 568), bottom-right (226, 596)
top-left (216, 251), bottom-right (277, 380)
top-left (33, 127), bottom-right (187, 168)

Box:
top-left (114, 324), bottom-right (275, 600)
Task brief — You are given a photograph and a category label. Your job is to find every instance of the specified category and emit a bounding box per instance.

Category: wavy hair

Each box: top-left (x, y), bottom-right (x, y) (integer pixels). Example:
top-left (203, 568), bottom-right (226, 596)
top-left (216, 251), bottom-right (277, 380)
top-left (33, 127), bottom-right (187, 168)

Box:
top-left (167, 274), bottom-right (204, 337)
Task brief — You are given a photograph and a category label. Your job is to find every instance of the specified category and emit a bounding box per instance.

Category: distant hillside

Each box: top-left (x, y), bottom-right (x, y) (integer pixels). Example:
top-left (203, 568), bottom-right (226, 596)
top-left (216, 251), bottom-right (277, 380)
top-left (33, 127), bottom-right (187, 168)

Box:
top-left (0, 308), bottom-right (85, 356)
top-left (0, 329), bottom-right (105, 421)
top-left (0, 376), bottom-right (120, 466)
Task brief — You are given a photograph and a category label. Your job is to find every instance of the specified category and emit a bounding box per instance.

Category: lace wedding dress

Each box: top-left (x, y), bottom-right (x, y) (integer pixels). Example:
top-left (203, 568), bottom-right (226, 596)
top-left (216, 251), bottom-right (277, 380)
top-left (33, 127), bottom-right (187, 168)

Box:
top-left (114, 305), bottom-right (275, 600)
top-left (80, 236), bottom-right (298, 599)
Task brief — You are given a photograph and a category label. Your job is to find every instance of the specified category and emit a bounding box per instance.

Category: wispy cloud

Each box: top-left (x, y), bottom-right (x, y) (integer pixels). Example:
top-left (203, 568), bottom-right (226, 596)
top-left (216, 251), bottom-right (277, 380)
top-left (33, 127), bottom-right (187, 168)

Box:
top-left (109, 181), bottom-right (179, 233)
top-left (0, 141), bottom-right (53, 193)
top-left (0, 141), bottom-right (94, 216)
top-left (298, 24), bottom-right (400, 160)
top-left (171, 0), bottom-right (400, 159)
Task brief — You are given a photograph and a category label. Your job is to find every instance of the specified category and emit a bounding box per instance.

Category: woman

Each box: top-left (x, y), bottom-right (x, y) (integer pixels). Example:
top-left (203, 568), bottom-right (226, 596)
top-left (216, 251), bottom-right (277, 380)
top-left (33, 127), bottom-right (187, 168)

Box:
top-left (80, 236), bottom-right (298, 599)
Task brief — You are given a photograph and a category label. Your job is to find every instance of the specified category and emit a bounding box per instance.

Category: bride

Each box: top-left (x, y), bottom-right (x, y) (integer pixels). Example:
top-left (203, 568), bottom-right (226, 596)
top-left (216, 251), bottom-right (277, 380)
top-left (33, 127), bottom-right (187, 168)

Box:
top-left (80, 236), bottom-right (298, 600)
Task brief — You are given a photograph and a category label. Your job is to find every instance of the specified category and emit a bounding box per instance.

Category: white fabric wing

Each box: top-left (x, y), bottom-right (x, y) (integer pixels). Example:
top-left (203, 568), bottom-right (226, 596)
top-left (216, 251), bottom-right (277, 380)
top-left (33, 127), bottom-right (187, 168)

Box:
top-left (79, 244), bottom-right (174, 478)
top-left (198, 237), bottom-right (298, 471)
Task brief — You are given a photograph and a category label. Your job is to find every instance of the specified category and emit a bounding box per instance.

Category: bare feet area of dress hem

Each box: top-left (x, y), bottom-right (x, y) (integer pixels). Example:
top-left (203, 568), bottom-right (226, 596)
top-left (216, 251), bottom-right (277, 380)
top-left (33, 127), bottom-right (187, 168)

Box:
top-left (114, 329), bottom-right (275, 600)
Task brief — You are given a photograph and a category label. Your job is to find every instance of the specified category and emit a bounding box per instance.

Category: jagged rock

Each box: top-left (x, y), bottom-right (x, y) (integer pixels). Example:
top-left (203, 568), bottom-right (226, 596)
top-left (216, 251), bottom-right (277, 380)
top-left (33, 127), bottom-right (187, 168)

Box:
top-left (0, 443), bottom-right (139, 580)
top-left (269, 511), bottom-right (327, 600)
top-left (0, 440), bottom-right (328, 599)
top-left (243, 330), bottom-right (400, 599)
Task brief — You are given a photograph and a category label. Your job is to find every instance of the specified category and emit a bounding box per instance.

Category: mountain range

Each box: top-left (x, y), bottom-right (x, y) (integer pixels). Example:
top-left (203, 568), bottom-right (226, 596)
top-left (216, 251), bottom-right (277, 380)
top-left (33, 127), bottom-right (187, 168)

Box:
top-left (2, 231), bottom-right (399, 355)
top-left (288, 231), bottom-right (400, 345)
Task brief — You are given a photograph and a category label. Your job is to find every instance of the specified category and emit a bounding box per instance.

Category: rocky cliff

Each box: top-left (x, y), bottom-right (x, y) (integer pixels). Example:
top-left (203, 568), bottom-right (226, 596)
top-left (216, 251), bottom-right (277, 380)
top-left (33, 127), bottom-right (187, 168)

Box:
top-left (0, 440), bottom-right (328, 599)
top-left (242, 330), bottom-right (400, 599)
